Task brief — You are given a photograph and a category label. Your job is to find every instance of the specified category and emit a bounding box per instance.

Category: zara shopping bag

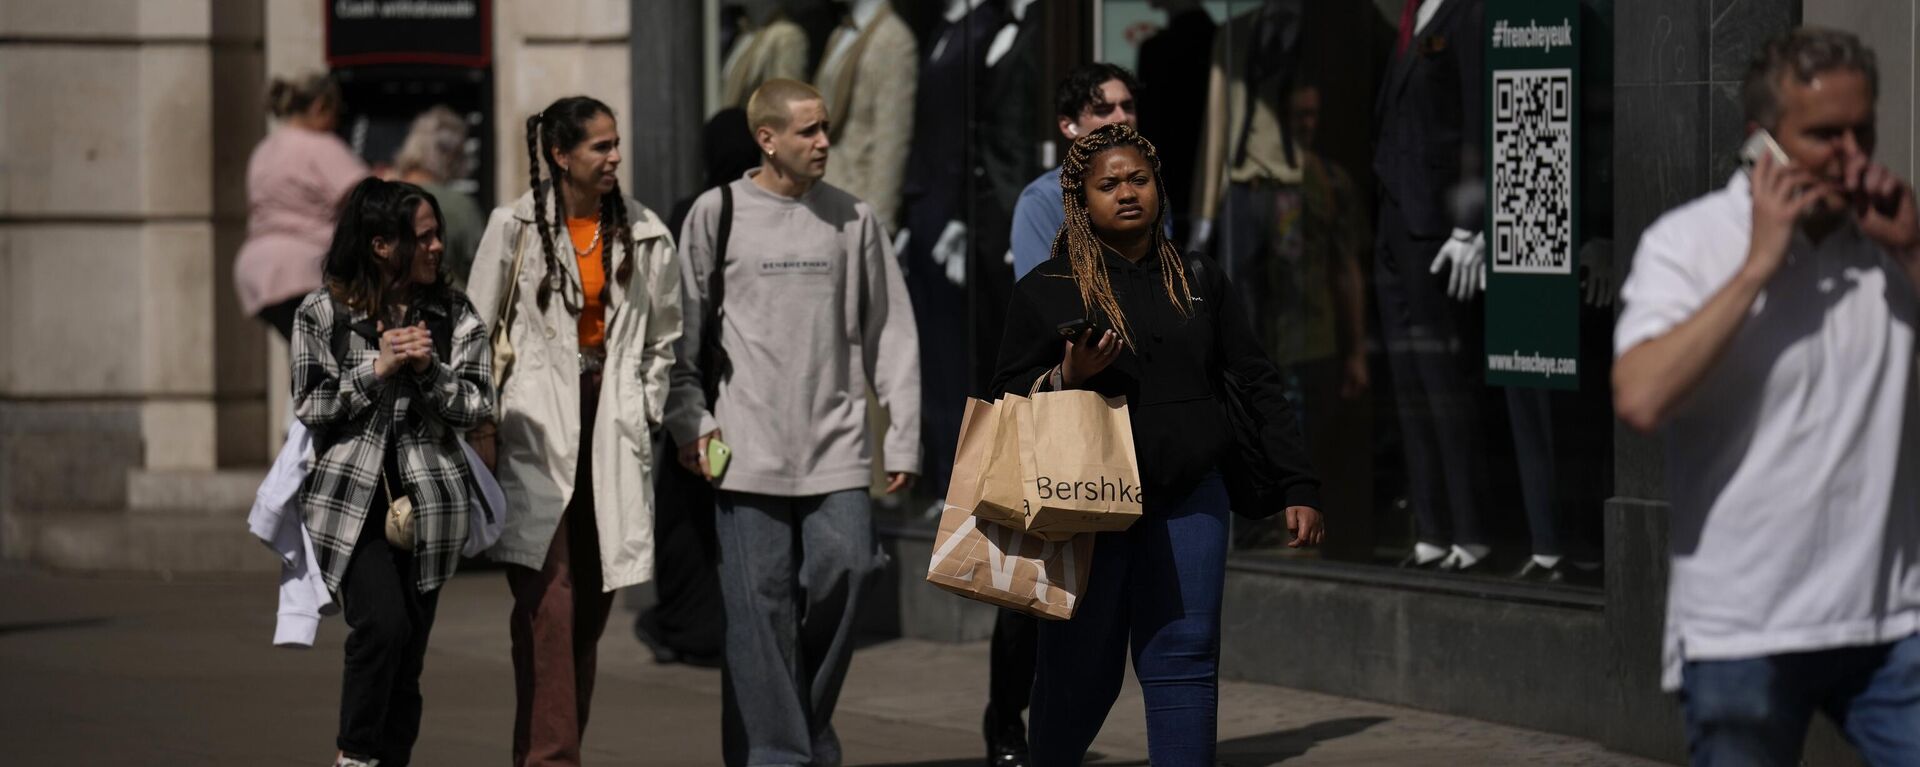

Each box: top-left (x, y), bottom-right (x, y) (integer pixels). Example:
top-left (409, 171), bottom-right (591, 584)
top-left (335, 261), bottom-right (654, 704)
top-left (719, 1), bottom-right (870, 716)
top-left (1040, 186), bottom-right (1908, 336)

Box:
top-left (925, 503), bottom-right (1093, 620)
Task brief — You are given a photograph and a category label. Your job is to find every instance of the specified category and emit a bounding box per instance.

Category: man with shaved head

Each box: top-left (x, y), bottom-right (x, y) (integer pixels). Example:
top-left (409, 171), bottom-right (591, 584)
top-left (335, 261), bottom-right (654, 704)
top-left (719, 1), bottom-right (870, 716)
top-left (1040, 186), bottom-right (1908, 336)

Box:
top-left (665, 78), bottom-right (922, 766)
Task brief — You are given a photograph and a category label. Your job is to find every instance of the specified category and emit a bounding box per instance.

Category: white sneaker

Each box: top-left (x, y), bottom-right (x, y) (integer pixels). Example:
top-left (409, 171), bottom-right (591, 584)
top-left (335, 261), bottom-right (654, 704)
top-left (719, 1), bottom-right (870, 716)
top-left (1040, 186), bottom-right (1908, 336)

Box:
top-left (335, 755), bottom-right (379, 767)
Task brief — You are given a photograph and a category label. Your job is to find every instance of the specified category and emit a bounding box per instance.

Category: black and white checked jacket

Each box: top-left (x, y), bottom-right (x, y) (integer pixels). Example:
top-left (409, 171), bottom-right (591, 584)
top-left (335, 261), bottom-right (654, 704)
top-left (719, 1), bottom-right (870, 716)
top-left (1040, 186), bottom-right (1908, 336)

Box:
top-left (291, 289), bottom-right (493, 595)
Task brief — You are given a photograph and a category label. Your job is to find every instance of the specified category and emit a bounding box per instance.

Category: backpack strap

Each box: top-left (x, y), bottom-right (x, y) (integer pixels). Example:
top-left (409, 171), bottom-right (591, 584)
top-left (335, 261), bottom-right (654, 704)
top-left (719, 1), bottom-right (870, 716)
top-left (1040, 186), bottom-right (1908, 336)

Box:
top-left (700, 185), bottom-right (734, 403)
top-left (714, 184), bottom-right (732, 322)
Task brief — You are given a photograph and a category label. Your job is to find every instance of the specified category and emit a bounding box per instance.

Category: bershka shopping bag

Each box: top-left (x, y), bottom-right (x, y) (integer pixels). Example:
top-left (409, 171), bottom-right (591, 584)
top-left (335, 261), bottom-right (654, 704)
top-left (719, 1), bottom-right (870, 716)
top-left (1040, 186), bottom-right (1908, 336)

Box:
top-left (1007, 389), bottom-right (1143, 538)
top-left (925, 503), bottom-right (1094, 620)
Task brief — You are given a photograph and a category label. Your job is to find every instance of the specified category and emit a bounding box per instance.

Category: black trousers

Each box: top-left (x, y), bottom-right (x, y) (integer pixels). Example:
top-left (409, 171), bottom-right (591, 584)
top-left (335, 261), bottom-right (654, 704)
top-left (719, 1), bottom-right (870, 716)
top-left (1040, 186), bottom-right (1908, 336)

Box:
top-left (985, 608), bottom-right (1038, 742)
top-left (1373, 198), bottom-right (1489, 548)
top-left (337, 488), bottom-right (441, 765)
top-left (902, 198), bottom-right (969, 497)
top-left (638, 432), bottom-right (725, 659)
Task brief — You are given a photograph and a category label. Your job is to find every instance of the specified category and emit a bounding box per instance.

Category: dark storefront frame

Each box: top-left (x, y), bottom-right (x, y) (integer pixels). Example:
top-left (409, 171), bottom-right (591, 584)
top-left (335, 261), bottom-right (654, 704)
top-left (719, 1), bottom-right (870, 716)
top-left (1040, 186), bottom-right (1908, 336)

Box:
top-left (626, 2), bottom-right (1864, 763)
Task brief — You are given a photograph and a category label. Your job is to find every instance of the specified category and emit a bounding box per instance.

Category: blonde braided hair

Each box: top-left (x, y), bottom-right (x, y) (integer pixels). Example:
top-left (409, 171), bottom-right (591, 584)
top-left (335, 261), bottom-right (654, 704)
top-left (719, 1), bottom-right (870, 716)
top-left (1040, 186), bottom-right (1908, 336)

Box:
top-left (1051, 123), bottom-right (1193, 350)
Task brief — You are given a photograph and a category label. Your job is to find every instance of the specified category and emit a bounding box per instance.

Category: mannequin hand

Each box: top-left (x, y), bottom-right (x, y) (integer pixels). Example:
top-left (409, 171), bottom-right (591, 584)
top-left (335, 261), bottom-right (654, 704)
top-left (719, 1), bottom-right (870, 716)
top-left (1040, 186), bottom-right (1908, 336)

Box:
top-left (1428, 229), bottom-right (1486, 301)
top-left (1187, 219), bottom-right (1215, 255)
top-left (1578, 238), bottom-right (1618, 307)
top-left (932, 220), bottom-right (968, 287)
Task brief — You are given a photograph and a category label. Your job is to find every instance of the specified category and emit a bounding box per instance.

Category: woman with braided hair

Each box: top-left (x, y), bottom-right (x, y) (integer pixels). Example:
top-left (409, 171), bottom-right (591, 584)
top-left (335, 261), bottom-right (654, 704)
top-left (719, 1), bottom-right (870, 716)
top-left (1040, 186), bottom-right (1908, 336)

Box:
top-left (465, 95), bottom-right (683, 766)
top-left (990, 123), bottom-right (1324, 765)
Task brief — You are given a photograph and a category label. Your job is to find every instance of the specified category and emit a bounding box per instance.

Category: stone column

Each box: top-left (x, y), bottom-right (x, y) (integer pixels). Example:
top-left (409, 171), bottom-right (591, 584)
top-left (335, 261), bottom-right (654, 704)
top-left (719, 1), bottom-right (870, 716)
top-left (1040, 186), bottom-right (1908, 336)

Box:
top-left (1, 0), bottom-right (225, 519)
top-left (629, 0), bottom-right (706, 218)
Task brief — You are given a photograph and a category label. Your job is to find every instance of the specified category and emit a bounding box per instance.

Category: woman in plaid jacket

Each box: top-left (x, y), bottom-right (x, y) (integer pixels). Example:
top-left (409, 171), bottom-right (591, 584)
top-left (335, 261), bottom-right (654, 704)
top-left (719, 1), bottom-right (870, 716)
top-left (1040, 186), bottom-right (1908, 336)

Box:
top-left (291, 177), bottom-right (493, 767)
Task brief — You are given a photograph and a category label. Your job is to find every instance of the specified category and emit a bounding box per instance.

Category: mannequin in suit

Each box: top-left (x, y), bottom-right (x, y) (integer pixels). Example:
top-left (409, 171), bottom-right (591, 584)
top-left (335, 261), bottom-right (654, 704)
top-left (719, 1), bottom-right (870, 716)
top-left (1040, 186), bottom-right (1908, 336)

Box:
top-left (898, 0), bottom-right (1007, 512)
top-left (815, 0), bottom-right (918, 233)
top-left (1373, 0), bottom-right (1496, 571)
top-left (969, 0), bottom-right (1044, 403)
top-left (721, 4), bottom-right (811, 108)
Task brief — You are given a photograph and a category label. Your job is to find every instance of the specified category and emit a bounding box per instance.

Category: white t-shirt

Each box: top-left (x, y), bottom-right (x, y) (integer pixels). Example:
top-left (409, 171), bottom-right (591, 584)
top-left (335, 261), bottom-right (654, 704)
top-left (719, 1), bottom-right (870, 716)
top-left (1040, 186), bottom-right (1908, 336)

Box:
top-left (1616, 172), bottom-right (1920, 691)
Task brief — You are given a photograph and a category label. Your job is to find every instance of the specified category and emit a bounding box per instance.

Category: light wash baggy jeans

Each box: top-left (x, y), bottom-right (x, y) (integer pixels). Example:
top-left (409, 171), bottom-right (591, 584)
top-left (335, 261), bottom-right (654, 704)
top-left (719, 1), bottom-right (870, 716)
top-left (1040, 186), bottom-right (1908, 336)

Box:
top-left (714, 487), bottom-right (881, 767)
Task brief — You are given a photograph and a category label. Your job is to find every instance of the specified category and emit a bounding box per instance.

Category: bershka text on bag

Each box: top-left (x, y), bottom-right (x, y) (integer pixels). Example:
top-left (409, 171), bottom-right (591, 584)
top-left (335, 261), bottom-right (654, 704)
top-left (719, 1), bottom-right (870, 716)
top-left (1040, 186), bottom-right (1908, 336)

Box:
top-left (1034, 475), bottom-right (1142, 504)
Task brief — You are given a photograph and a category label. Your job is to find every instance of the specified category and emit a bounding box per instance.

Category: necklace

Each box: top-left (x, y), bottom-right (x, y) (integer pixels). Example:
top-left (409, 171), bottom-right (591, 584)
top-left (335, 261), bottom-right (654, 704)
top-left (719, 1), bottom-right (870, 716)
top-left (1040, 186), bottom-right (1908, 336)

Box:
top-left (546, 220), bottom-right (601, 313)
top-left (569, 222), bottom-right (602, 258)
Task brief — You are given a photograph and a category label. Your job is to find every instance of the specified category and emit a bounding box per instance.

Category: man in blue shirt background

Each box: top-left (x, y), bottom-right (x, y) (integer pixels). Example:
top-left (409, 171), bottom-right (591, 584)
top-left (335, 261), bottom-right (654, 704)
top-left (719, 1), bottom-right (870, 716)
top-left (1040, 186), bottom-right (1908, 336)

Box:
top-left (1010, 64), bottom-right (1150, 280)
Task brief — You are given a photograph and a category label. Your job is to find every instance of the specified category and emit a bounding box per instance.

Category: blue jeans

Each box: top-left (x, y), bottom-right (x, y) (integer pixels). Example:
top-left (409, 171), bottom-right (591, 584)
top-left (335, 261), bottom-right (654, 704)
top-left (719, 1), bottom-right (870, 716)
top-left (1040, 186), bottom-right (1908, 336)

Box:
top-left (1030, 472), bottom-right (1230, 767)
top-left (1681, 633), bottom-right (1920, 766)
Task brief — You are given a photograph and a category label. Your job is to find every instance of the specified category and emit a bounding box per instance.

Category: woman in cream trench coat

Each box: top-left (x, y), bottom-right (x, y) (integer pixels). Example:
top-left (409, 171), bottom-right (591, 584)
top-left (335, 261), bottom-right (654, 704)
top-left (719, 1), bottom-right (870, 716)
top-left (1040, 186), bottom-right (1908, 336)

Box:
top-left (467, 187), bottom-right (680, 589)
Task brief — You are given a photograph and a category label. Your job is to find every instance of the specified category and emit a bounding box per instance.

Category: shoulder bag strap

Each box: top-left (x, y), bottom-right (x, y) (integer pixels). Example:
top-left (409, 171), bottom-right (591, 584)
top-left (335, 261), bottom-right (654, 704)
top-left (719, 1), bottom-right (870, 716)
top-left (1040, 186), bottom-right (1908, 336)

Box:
top-left (495, 221), bottom-right (531, 338)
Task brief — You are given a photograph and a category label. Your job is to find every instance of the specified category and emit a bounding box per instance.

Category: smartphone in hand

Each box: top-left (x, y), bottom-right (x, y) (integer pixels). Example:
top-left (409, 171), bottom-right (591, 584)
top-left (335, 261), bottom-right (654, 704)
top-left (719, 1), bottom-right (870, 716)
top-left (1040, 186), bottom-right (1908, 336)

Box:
top-left (1055, 316), bottom-right (1107, 343)
top-left (1740, 129), bottom-right (1790, 175)
top-left (706, 437), bottom-right (732, 480)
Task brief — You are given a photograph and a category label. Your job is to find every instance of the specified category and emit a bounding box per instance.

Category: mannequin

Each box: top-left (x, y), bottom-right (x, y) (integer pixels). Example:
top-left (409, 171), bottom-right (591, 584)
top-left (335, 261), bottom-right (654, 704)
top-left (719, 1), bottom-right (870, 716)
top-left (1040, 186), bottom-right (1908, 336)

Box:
top-left (721, 4), bottom-right (810, 108)
top-left (1373, 0), bottom-right (1494, 571)
top-left (815, 0), bottom-right (918, 232)
top-left (1400, 0), bottom-right (1613, 579)
top-left (971, 0), bottom-right (1043, 383)
top-left (898, 0), bottom-right (1005, 511)
top-left (1451, 35), bottom-right (1617, 580)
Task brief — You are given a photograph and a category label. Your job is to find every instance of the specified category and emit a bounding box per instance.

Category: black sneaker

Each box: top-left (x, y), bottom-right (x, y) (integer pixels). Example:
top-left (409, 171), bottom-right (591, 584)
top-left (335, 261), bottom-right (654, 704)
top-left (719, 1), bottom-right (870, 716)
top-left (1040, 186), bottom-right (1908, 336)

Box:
top-left (632, 610), bottom-right (680, 664)
top-left (1514, 558), bottom-right (1601, 586)
top-left (984, 708), bottom-right (1029, 767)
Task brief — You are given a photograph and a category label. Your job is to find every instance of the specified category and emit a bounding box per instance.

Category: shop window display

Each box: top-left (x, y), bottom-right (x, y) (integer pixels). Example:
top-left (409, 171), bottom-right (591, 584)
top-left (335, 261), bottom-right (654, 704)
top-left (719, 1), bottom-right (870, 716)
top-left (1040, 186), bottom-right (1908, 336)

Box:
top-left (699, 0), bottom-right (1616, 589)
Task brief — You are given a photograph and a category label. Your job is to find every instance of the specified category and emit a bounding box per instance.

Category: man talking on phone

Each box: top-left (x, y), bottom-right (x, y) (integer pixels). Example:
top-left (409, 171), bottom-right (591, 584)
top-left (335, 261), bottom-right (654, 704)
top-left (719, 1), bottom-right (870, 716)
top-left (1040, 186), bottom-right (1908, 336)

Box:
top-left (665, 78), bottom-right (921, 767)
top-left (1613, 28), bottom-right (1920, 764)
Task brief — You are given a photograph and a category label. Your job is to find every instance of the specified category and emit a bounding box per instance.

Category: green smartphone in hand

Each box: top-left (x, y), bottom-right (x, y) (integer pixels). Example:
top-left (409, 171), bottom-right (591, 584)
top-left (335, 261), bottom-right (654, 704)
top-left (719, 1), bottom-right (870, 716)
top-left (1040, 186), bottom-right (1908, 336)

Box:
top-left (706, 437), bottom-right (732, 480)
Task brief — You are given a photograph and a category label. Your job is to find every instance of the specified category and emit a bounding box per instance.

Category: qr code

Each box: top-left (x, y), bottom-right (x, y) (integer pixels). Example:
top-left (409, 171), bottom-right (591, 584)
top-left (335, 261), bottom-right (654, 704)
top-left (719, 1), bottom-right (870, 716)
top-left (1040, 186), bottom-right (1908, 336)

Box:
top-left (1490, 68), bottom-right (1573, 275)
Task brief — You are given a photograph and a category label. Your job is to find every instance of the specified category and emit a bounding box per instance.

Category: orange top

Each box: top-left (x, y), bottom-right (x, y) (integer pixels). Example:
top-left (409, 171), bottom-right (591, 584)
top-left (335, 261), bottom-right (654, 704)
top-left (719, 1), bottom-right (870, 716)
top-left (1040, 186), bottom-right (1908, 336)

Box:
top-left (567, 217), bottom-right (607, 349)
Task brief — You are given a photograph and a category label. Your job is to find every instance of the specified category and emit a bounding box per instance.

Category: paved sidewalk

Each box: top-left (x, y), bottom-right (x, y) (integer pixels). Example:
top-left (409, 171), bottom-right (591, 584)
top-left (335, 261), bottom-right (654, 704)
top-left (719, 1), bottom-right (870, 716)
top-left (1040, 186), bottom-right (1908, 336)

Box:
top-left (0, 566), bottom-right (1669, 765)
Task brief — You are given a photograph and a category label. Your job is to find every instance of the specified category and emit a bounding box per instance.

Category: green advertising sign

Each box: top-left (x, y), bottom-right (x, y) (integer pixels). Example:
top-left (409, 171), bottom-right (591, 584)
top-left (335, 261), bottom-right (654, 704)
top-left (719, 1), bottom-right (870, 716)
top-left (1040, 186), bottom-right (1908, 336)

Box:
top-left (1484, 0), bottom-right (1579, 389)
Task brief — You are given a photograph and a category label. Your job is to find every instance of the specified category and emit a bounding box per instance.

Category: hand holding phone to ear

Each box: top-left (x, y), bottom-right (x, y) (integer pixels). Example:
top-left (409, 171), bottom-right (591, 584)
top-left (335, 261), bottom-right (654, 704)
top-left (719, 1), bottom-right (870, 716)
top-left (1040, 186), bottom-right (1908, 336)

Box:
top-left (1746, 153), bottom-right (1822, 282)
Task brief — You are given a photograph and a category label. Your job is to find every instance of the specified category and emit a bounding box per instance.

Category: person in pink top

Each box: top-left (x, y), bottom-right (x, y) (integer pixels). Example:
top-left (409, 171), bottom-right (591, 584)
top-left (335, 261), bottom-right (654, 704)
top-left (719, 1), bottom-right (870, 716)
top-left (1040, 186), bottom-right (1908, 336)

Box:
top-left (235, 72), bottom-right (370, 339)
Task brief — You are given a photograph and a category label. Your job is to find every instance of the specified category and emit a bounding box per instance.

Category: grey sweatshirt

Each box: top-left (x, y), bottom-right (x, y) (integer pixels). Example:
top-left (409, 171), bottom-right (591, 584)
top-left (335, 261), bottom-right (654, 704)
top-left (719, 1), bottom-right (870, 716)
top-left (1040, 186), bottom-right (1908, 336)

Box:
top-left (665, 170), bottom-right (922, 496)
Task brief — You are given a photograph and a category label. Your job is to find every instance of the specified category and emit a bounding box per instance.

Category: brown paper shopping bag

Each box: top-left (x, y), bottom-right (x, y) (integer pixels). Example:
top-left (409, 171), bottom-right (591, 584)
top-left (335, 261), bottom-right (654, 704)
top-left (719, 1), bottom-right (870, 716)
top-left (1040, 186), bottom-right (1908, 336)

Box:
top-left (978, 395), bottom-right (1035, 529)
top-left (947, 397), bottom-right (1025, 530)
top-left (925, 502), bottom-right (1094, 620)
top-left (943, 397), bottom-right (995, 514)
top-left (1013, 390), bottom-right (1143, 537)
